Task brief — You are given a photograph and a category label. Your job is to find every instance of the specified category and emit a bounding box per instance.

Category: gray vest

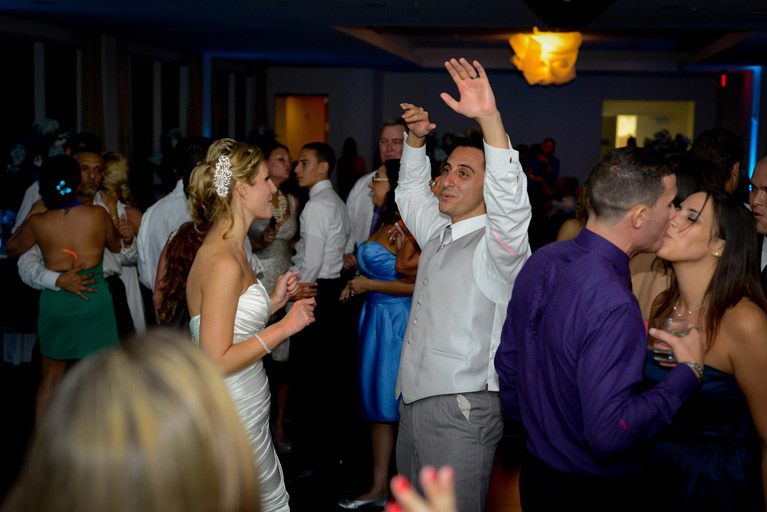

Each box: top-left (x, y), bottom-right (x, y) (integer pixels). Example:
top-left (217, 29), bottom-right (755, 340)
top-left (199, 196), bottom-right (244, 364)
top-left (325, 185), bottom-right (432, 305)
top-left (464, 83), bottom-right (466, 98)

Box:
top-left (396, 226), bottom-right (496, 403)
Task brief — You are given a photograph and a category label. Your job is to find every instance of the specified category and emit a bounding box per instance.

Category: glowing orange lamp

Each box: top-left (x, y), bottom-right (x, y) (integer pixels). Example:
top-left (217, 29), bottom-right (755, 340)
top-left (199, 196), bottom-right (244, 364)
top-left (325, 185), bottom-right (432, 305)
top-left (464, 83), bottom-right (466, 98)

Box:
top-left (509, 27), bottom-right (583, 85)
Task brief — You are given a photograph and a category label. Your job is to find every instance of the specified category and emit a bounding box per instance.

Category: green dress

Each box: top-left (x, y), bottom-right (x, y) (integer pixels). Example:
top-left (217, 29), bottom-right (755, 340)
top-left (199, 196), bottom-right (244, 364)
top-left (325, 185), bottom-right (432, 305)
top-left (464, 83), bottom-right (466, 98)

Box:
top-left (38, 261), bottom-right (119, 359)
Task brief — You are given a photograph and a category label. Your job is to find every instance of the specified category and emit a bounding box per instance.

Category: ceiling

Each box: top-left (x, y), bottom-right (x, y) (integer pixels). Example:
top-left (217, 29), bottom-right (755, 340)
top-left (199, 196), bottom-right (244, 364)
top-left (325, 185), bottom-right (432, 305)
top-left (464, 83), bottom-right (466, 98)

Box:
top-left (2, 0), bottom-right (767, 72)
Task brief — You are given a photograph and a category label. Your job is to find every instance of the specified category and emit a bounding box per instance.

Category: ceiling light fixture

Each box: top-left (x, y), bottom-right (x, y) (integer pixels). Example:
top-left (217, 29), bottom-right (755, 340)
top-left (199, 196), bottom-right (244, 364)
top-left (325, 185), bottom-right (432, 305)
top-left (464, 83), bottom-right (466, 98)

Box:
top-left (509, 27), bottom-right (583, 86)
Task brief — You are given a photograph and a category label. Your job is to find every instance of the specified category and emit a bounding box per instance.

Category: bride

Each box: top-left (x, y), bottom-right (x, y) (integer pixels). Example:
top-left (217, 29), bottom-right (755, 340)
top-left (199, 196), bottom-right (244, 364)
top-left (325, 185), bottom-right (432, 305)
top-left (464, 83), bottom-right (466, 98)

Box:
top-left (186, 138), bottom-right (316, 512)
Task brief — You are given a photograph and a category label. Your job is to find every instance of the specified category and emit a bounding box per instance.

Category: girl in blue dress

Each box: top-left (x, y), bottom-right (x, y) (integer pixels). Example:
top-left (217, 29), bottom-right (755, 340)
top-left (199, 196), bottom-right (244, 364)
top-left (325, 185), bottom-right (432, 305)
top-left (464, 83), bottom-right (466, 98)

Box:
top-left (339, 159), bottom-right (417, 508)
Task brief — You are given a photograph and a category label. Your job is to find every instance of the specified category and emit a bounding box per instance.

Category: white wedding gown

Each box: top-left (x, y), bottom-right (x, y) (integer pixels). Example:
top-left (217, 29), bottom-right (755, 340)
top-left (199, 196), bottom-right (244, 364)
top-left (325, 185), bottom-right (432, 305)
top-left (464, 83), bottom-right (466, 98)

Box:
top-left (190, 282), bottom-right (290, 512)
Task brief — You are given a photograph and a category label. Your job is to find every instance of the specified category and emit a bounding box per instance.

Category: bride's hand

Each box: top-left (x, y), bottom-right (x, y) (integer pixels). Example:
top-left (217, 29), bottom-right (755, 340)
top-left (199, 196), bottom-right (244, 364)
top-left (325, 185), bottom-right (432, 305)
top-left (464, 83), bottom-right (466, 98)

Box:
top-left (271, 271), bottom-right (299, 311)
top-left (285, 298), bottom-right (316, 334)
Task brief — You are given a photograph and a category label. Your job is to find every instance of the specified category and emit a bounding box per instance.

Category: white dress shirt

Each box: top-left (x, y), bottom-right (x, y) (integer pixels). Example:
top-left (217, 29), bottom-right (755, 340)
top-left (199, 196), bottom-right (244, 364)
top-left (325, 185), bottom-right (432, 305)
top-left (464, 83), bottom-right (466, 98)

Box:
top-left (344, 171), bottom-right (376, 253)
top-left (291, 179), bottom-right (350, 282)
top-left (395, 132), bottom-right (531, 394)
top-left (12, 181), bottom-right (40, 234)
top-left (137, 179), bottom-right (192, 291)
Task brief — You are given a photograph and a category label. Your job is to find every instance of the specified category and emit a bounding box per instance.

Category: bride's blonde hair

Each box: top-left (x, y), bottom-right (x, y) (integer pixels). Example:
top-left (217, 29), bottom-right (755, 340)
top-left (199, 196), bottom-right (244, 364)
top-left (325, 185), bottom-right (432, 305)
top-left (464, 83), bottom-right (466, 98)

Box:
top-left (187, 138), bottom-right (265, 237)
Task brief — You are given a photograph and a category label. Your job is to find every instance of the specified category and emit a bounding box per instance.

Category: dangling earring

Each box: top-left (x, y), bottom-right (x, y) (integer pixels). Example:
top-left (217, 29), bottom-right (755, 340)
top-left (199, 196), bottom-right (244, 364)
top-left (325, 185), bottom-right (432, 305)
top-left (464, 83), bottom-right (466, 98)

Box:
top-left (244, 194), bottom-right (248, 200)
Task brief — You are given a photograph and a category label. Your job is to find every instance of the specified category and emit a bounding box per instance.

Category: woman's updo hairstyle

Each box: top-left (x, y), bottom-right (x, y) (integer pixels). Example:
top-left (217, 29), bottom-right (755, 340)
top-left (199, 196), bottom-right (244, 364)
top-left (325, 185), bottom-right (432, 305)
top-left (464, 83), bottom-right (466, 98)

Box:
top-left (39, 155), bottom-right (81, 210)
top-left (187, 138), bottom-right (265, 236)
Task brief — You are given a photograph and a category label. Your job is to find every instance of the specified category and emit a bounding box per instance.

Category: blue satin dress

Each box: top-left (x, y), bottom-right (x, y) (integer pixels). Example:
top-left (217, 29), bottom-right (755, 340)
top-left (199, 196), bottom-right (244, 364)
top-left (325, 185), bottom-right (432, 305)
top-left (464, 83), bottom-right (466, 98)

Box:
top-left (357, 241), bottom-right (412, 422)
top-left (640, 350), bottom-right (764, 511)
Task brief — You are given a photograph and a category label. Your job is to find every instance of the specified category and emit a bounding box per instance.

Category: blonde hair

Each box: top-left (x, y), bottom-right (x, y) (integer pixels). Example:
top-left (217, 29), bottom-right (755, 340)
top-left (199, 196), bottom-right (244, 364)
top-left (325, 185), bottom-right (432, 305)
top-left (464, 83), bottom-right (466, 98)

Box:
top-left (102, 152), bottom-right (133, 206)
top-left (4, 332), bottom-right (260, 512)
top-left (187, 138), bottom-right (265, 236)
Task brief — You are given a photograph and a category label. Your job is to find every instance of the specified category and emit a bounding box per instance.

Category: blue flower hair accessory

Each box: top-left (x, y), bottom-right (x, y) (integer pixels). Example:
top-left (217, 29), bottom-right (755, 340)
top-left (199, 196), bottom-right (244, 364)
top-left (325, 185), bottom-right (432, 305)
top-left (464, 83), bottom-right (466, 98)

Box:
top-left (56, 180), bottom-right (72, 196)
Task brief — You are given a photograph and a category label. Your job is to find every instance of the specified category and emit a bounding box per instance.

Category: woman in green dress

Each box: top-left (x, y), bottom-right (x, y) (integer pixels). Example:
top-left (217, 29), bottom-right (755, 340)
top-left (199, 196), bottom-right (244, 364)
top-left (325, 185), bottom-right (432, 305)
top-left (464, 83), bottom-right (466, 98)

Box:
top-left (8, 154), bottom-right (121, 420)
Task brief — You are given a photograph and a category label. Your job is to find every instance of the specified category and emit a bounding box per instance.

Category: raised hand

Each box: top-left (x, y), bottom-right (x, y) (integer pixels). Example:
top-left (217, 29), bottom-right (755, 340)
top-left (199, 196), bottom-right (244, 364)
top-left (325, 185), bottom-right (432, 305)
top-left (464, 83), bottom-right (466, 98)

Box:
top-left (440, 58), bottom-right (497, 121)
top-left (441, 58), bottom-right (508, 149)
top-left (400, 103), bottom-right (436, 139)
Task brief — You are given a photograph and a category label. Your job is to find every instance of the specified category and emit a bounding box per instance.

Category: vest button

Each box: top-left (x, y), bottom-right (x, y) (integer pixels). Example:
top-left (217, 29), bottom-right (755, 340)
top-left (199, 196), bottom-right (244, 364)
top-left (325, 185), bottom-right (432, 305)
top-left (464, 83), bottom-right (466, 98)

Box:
top-left (413, 319), bottom-right (418, 325)
top-left (423, 278), bottom-right (428, 285)
top-left (408, 339), bottom-right (413, 345)
top-left (417, 298), bottom-right (422, 305)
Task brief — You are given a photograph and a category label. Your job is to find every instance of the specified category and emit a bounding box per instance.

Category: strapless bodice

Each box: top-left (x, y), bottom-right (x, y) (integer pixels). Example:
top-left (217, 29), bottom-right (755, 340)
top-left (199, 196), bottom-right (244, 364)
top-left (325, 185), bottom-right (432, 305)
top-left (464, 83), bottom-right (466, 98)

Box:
top-left (189, 282), bottom-right (271, 344)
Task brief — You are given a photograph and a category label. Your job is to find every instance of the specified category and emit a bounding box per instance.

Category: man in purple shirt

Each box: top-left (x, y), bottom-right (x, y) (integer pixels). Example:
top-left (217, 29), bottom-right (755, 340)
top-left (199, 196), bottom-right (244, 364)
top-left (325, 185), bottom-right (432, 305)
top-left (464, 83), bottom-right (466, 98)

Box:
top-left (495, 147), bottom-right (706, 511)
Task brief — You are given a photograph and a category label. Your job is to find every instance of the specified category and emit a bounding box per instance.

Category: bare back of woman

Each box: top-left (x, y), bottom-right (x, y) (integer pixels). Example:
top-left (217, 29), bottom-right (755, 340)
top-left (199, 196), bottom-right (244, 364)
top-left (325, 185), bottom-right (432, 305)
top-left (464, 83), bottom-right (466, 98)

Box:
top-left (18, 205), bottom-right (120, 270)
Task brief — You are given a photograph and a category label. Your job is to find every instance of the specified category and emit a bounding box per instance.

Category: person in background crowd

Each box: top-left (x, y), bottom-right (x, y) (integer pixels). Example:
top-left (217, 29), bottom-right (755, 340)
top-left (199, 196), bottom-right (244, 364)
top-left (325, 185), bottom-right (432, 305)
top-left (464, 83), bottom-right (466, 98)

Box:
top-left (102, 151), bottom-right (146, 334)
top-left (338, 158), bottom-right (416, 509)
top-left (7, 155), bottom-right (120, 421)
top-left (338, 137), bottom-right (368, 201)
top-left (251, 139), bottom-right (303, 453)
top-left (344, 118), bottom-right (407, 270)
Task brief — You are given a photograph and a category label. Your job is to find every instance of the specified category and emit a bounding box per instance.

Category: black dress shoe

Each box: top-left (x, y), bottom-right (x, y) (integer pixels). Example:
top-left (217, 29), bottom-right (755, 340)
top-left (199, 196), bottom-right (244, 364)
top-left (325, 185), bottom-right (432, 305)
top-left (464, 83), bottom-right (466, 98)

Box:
top-left (337, 496), bottom-right (388, 509)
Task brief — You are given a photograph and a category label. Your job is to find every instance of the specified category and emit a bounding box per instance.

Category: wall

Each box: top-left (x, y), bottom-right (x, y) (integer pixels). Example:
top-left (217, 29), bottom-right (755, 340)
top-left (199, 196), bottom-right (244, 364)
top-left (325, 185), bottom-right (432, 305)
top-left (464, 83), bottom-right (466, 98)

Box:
top-left (266, 67), bottom-right (379, 174)
top-left (265, 66), bottom-right (720, 185)
top-left (381, 70), bottom-right (719, 184)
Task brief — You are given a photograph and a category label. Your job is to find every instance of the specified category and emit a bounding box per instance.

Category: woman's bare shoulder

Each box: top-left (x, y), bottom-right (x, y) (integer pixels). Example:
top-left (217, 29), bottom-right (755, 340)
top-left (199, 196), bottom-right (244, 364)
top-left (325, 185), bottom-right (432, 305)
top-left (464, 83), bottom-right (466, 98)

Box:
top-left (719, 300), bottom-right (767, 354)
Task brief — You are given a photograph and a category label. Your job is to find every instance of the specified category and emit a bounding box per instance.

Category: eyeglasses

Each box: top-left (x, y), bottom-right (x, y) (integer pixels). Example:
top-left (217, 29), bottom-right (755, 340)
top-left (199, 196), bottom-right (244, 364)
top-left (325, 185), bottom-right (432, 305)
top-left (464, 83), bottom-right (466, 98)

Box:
top-left (371, 176), bottom-right (389, 183)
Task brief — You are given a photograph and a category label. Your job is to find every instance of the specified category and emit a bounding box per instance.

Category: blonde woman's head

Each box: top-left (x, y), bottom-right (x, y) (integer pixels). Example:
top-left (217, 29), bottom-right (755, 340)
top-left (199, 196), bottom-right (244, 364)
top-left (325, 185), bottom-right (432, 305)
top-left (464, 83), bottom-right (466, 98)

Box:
top-left (187, 138), bottom-right (265, 235)
top-left (5, 331), bottom-right (260, 512)
top-left (102, 152), bottom-right (132, 206)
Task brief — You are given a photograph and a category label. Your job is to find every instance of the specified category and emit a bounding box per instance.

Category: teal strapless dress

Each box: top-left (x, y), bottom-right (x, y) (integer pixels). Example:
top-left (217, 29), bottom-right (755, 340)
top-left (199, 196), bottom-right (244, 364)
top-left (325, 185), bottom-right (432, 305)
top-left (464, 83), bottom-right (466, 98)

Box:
top-left (639, 350), bottom-right (764, 511)
top-left (357, 241), bottom-right (412, 422)
top-left (38, 261), bottom-right (119, 359)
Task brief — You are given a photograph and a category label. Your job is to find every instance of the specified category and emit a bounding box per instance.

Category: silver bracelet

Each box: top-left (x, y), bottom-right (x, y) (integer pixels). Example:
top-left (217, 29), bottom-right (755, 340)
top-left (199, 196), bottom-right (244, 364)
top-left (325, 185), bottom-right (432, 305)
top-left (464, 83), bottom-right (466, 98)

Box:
top-left (681, 361), bottom-right (703, 385)
top-left (255, 333), bottom-right (271, 354)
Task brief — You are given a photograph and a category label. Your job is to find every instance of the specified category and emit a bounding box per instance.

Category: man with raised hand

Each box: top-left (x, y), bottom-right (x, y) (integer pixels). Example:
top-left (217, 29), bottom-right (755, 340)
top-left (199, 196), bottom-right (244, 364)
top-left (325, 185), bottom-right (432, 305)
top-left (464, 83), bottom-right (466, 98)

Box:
top-left (395, 58), bottom-right (531, 512)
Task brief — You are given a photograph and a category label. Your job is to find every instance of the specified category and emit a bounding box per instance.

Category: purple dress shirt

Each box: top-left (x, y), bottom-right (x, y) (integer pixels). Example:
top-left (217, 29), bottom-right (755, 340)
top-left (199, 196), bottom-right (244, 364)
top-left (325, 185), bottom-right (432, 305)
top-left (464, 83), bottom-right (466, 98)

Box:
top-left (495, 228), bottom-right (699, 477)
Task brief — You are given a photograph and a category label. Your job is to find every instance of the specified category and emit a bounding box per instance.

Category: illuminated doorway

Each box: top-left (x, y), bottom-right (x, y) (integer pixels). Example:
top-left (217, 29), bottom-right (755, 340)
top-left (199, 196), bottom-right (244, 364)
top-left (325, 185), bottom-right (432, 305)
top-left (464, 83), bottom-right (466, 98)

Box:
top-left (274, 95), bottom-right (329, 158)
top-left (601, 100), bottom-right (695, 155)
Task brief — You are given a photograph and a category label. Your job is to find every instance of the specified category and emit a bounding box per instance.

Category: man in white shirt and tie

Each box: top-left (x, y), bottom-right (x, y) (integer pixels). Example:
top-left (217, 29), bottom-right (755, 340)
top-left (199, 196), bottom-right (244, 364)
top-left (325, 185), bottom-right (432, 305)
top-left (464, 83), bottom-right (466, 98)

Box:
top-left (394, 58), bottom-right (531, 512)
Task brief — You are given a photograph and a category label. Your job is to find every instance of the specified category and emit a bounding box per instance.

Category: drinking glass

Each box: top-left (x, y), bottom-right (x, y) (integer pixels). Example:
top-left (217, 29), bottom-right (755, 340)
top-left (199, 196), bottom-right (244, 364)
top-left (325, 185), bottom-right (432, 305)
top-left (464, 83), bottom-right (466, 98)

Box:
top-left (652, 318), bottom-right (689, 364)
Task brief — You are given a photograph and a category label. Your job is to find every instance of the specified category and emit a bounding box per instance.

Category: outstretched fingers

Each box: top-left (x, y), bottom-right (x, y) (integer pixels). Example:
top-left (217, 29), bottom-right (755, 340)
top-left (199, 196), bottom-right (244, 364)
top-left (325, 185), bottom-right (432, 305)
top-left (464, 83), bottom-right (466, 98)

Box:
top-left (457, 57), bottom-right (479, 79)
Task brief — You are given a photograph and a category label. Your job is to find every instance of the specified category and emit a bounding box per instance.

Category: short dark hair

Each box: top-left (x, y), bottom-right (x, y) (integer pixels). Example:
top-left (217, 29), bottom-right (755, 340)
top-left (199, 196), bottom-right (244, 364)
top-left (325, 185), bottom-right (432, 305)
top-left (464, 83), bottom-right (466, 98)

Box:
top-left (691, 127), bottom-right (743, 182)
top-left (587, 147), bottom-right (673, 222)
top-left (39, 155), bottom-right (81, 210)
top-left (377, 159), bottom-right (401, 231)
top-left (302, 142), bottom-right (336, 176)
top-left (379, 117), bottom-right (407, 139)
top-left (452, 133), bottom-right (485, 153)
top-left (543, 137), bottom-right (556, 145)
top-left (254, 138), bottom-right (289, 160)
top-left (672, 155), bottom-right (725, 206)
top-left (177, 136), bottom-right (214, 191)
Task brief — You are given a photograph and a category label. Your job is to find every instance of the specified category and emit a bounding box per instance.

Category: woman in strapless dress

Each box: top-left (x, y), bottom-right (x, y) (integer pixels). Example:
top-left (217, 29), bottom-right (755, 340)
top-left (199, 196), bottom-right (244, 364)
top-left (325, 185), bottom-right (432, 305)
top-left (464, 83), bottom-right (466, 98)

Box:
top-left (643, 188), bottom-right (767, 511)
top-left (185, 138), bottom-right (316, 512)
